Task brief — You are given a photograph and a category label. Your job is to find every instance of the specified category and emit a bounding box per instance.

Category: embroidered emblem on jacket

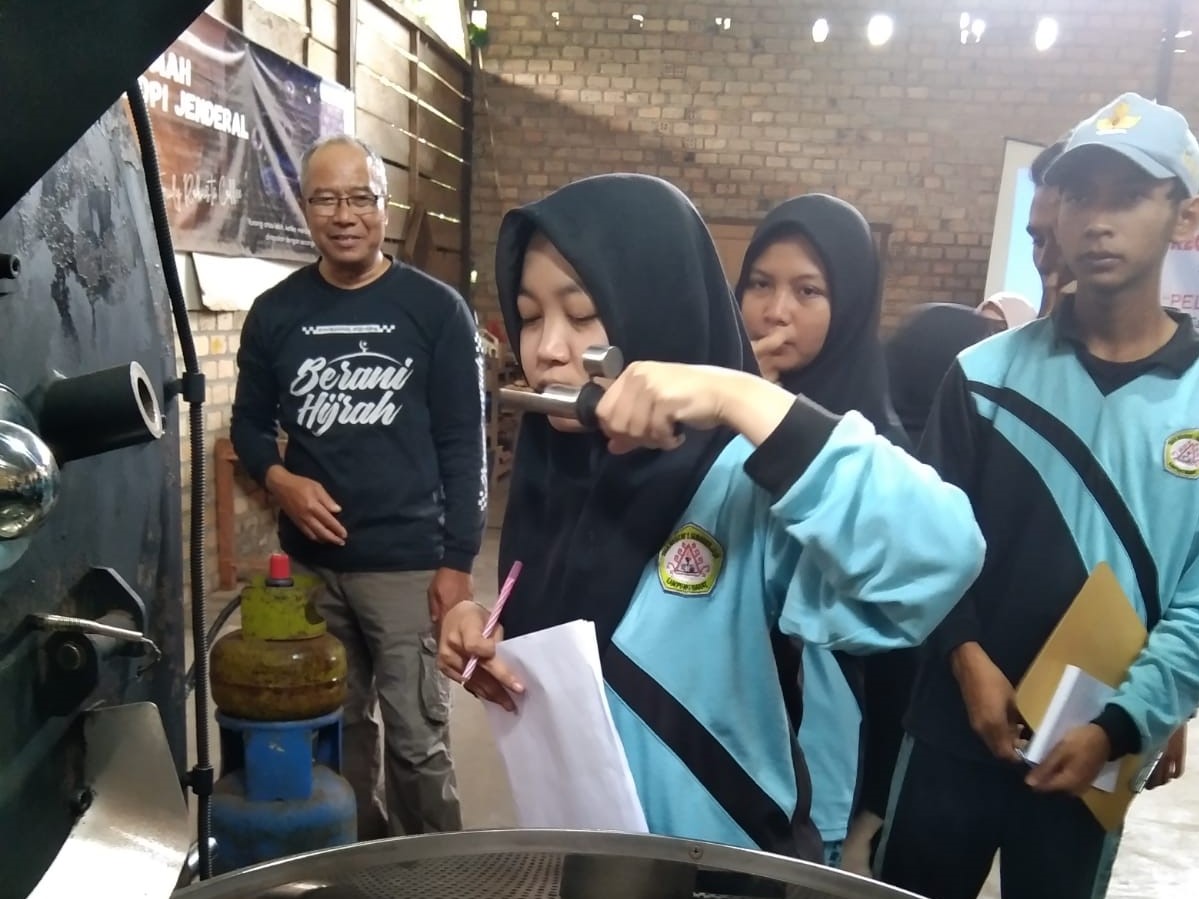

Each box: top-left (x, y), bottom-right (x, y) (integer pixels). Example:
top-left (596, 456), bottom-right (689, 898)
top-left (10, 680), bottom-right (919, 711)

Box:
top-left (1164, 429), bottom-right (1199, 479)
top-left (658, 523), bottom-right (724, 596)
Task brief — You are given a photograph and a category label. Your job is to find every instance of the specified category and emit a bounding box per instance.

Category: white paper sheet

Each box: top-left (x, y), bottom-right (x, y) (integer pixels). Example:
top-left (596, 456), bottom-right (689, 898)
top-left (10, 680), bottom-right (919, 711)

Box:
top-left (1025, 664), bottom-right (1121, 793)
top-left (481, 619), bottom-right (648, 832)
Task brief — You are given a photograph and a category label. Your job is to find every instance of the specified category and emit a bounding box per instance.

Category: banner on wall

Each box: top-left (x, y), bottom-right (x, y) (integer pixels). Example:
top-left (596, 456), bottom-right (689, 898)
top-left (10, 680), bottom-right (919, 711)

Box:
top-left (1163, 240), bottom-right (1199, 327)
top-left (136, 13), bottom-right (355, 263)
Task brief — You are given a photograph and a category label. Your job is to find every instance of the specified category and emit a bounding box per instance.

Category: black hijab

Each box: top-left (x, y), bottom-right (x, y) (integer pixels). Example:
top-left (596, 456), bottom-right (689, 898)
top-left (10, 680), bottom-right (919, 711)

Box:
top-left (885, 303), bottom-right (1001, 446)
top-left (734, 194), bottom-right (908, 448)
top-left (495, 174), bottom-right (758, 650)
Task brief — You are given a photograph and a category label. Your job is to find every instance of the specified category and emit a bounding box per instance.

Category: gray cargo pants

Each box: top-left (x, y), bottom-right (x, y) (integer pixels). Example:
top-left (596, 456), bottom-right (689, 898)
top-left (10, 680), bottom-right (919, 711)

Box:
top-left (303, 566), bottom-right (462, 839)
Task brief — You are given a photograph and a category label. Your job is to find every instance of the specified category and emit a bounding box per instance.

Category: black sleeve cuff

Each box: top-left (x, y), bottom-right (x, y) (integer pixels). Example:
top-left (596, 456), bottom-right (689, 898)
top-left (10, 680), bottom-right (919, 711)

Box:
top-left (743, 395), bottom-right (840, 499)
top-left (933, 612), bottom-right (982, 660)
top-left (246, 451), bottom-right (284, 488)
top-left (440, 549), bottom-right (476, 574)
top-left (1092, 704), bottom-right (1142, 760)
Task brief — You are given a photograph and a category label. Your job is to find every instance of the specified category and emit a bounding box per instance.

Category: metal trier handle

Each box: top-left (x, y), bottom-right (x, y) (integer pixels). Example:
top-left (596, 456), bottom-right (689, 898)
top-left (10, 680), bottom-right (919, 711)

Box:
top-left (581, 345), bottom-right (624, 379)
top-left (498, 346), bottom-right (625, 429)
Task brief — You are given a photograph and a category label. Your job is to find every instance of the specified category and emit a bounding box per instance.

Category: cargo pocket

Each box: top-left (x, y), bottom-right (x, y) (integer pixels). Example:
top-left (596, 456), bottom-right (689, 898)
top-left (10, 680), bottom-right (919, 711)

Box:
top-left (418, 632), bottom-right (452, 726)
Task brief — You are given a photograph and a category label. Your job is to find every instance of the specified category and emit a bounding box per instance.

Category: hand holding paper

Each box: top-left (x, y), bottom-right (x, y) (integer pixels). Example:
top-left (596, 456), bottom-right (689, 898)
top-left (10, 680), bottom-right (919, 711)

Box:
top-left (1026, 724), bottom-right (1116, 796)
top-left (481, 620), bottom-right (649, 833)
top-left (1014, 564), bottom-right (1150, 830)
top-left (1023, 665), bottom-right (1120, 795)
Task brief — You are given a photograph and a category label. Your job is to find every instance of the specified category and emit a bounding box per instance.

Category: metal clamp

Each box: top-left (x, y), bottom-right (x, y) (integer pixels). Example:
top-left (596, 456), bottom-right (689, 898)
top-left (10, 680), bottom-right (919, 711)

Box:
top-left (30, 613), bottom-right (162, 671)
top-left (30, 568), bottom-right (161, 716)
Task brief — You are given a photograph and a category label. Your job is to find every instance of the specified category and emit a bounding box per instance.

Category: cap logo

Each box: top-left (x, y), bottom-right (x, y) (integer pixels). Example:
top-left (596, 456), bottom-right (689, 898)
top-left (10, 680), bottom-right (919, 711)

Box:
top-left (1096, 101), bottom-right (1141, 135)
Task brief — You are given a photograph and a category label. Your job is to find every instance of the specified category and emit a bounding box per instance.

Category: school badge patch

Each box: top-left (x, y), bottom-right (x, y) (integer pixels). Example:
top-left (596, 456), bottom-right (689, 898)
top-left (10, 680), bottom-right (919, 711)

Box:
top-left (1164, 429), bottom-right (1199, 479)
top-left (658, 523), bottom-right (724, 596)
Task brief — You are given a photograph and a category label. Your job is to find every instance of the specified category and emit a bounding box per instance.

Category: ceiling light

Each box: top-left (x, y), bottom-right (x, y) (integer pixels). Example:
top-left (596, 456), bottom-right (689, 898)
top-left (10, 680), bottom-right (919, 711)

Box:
top-left (867, 14), bottom-right (894, 47)
top-left (813, 18), bottom-right (830, 43)
top-left (1035, 17), bottom-right (1059, 51)
top-left (960, 12), bottom-right (985, 43)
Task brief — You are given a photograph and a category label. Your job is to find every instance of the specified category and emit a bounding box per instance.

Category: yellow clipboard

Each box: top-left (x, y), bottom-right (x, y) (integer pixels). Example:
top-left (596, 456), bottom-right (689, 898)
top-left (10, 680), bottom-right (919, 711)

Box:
top-left (1014, 563), bottom-right (1150, 831)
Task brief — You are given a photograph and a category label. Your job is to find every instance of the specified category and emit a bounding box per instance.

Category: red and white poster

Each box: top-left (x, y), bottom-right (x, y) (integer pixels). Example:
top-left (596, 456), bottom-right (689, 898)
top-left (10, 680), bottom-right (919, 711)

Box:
top-left (1163, 239), bottom-right (1199, 327)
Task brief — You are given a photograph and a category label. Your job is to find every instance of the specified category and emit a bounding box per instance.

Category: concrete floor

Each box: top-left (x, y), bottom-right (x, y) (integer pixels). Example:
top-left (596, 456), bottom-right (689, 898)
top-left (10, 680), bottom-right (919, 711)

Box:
top-left (189, 505), bottom-right (1199, 898)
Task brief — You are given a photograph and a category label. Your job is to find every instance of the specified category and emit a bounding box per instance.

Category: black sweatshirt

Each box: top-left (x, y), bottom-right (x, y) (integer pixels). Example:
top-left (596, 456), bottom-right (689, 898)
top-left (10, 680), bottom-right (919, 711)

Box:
top-left (230, 260), bottom-right (486, 573)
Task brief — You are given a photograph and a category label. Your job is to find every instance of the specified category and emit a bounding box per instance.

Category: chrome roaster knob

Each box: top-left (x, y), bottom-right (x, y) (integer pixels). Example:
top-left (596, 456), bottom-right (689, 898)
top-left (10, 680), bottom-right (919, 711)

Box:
top-left (0, 418), bottom-right (60, 540)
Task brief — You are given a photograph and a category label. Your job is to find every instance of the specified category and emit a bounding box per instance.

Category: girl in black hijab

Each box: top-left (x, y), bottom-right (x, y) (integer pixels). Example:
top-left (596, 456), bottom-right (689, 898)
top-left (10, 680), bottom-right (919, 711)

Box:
top-left (885, 303), bottom-right (1001, 447)
top-left (437, 174), bottom-right (984, 860)
top-left (734, 194), bottom-right (913, 871)
top-left (885, 295), bottom-right (1034, 447)
top-left (736, 194), bottom-right (907, 447)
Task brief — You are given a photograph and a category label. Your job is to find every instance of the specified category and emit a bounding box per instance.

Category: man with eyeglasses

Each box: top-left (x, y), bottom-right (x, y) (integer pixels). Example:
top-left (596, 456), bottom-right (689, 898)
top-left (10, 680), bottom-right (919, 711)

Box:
top-left (231, 135), bottom-right (486, 840)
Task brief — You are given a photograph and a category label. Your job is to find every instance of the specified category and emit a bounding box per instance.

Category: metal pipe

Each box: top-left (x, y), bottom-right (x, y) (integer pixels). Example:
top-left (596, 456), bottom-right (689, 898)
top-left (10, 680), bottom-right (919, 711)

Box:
top-left (500, 383), bottom-right (606, 429)
top-left (36, 361), bottom-right (164, 464)
top-left (127, 79), bottom-right (215, 880)
top-left (497, 345), bottom-right (624, 429)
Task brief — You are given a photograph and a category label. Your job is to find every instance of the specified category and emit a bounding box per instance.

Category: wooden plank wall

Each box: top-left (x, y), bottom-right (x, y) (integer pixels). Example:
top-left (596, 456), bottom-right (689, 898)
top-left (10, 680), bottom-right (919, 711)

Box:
top-left (239, 0), bottom-right (472, 294)
top-left (356, 1), bottom-right (469, 290)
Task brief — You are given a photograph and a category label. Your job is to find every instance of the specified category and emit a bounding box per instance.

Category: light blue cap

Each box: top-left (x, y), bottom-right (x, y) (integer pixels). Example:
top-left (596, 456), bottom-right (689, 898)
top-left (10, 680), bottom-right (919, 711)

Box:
top-left (1045, 92), bottom-right (1199, 197)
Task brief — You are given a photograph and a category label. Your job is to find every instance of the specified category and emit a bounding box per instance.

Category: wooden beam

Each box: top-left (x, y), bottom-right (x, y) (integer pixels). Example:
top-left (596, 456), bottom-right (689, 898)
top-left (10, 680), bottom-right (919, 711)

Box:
top-left (336, 0), bottom-right (357, 91)
top-left (460, 48), bottom-right (475, 300)
top-left (408, 25), bottom-right (421, 209)
top-left (221, 0), bottom-right (244, 31)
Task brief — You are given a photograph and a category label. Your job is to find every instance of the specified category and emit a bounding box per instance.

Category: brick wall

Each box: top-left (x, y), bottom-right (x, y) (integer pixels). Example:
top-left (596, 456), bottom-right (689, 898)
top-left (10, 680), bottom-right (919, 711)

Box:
top-left (469, 0), bottom-right (1199, 331)
top-left (176, 306), bottom-right (275, 595)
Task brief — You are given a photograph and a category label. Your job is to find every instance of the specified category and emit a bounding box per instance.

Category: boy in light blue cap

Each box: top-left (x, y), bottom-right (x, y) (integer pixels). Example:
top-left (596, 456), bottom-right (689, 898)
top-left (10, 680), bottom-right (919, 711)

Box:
top-left (876, 92), bottom-right (1199, 899)
top-left (1046, 91), bottom-right (1199, 195)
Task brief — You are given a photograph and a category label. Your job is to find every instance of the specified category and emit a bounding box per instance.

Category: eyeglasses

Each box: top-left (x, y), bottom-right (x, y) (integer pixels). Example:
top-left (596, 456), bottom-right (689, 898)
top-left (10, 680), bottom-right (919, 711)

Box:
top-left (306, 193), bottom-right (384, 216)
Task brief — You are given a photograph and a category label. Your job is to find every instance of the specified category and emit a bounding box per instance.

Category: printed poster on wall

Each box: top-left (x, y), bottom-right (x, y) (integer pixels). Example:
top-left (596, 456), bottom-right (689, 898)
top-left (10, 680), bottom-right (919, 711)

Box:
top-left (135, 13), bottom-right (355, 262)
top-left (1163, 240), bottom-right (1199, 328)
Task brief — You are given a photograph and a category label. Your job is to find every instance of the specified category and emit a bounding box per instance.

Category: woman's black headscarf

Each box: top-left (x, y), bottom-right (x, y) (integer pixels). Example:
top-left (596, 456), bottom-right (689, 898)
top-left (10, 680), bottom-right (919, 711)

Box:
top-left (494, 174), bottom-right (758, 650)
top-left (885, 303), bottom-right (1001, 446)
top-left (735, 194), bottom-right (907, 447)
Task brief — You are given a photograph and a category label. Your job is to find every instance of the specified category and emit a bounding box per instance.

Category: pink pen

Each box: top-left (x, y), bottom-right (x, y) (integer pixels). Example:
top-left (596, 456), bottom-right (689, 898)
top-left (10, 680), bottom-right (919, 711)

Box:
top-left (462, 560), bottom-right (523, 683)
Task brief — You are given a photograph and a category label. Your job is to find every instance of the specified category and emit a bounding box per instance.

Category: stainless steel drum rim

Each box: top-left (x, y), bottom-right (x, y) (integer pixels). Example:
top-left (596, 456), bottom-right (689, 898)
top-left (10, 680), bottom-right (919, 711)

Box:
top-left (174, 829), bottom-right (927, 899)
